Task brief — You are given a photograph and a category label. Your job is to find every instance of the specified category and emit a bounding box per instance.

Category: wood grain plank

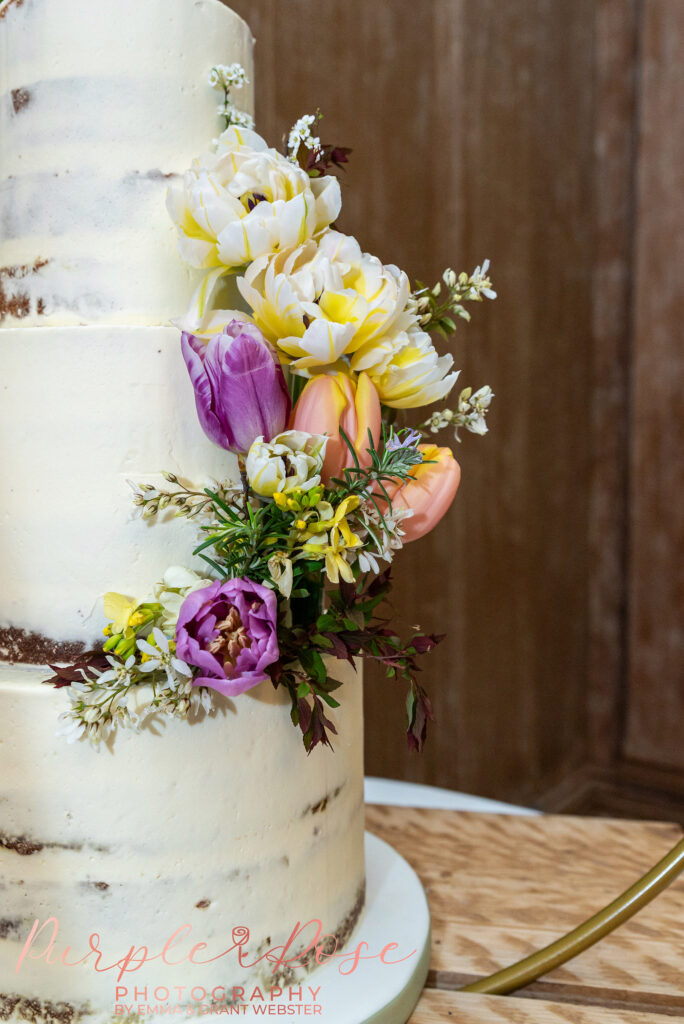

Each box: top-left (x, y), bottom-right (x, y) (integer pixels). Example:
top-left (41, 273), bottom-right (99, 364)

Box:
top-left (623, 0), bottom-right (684, 771)
top-left (358, 0), bottom-right (596, 805)
top-left (227, 0), bottom-right (599, 805)
top-left (586, 0), bottom-right (640, 766)
top-left (534, 763), bottom-right (684, 824)
top-left (409, 990), bottom-right (684, 1023)
top-left (366, 806), bottom-right (684, 1005)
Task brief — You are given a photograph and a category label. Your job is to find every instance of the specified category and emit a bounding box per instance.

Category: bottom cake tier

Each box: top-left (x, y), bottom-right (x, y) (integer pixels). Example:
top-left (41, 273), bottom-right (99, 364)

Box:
top-left (0, 659), bottom-right (365, 1021)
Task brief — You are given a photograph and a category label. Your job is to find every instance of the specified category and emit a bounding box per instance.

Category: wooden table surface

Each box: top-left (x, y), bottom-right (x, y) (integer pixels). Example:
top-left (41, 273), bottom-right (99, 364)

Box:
top-left (365, 805), bottom-right (684, 1022)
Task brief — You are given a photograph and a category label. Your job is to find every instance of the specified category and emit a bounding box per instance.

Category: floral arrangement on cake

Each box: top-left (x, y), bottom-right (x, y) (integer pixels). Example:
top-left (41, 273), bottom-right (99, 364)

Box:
top-left (48, 67), bottom-right (495, 752)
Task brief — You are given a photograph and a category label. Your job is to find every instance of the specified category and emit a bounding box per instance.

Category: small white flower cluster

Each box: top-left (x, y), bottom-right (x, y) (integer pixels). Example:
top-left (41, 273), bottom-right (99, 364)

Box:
top-left (208, 62), bottom-right (254, 130)
top-left (208, 63), bottom-right (249, 90)
top-left (56, 657), bottom-right (134, 744)
top-left (462, 260), bottom-right (497, 302)
top-left (356, 503), bottom-right (413, 575)
top-left (216, 104), bottom-right (255, 130)
top-left (422, 385), bottom-right (494, 442)
top-left (433, 262), bottom-right (497, 304)
top-left (56, 627), bottom-right (210, 746)
top-left (407, 261), bottom-right (497, 333)
top-left (405, 291), bottom-right (433, 327)
top-left (466, 260), bottom-right (493, 299)
top-left (128, 475), bottom-right (241, 521)
top-left (137, 627), bottom-right (193, 683)
top-left (287, 113), bottom-right (321, 162)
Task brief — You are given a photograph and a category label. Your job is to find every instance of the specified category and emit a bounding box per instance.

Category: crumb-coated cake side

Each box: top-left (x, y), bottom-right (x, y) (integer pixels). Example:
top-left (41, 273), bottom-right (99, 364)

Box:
top-left (0, 660), bottom-right (366, 1016)
top-left (0, 0), bottom-right (253, 327)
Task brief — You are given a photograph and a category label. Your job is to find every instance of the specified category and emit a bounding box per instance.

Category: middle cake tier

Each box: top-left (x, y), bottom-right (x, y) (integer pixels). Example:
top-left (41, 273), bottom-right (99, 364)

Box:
top-left (0, 325), bottom-right (242, 662)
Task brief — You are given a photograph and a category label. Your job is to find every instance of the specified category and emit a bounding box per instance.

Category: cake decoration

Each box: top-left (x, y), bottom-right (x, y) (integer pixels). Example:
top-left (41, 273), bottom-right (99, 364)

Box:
top-left (45, 71), bottom-right (496, 755)
top-left (208, 63), bottom-right (254, 130)
top-left (2, 7), bottom-right (383, 1013)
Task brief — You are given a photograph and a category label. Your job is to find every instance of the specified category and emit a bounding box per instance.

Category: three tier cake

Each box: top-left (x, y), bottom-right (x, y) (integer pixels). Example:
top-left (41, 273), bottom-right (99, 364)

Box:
top-left (0, 1), bottom-right (366, 1017)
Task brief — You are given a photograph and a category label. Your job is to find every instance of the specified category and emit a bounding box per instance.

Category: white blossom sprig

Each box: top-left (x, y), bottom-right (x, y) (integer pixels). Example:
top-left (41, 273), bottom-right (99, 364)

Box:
top-left (356, 502), bottom-right (412, 575)
top-left (56, 642), bottom-right (211, 747)
top-left (409, 261), bottom-right (497, 337)
top-left (128, 473), bottom-right (241, 521)
top-left (208, 63), bottom-right (254, 131)
top-left (287, 113), bottom-right (322, 163)
top-left (420, 385), bottom-right (494, 442)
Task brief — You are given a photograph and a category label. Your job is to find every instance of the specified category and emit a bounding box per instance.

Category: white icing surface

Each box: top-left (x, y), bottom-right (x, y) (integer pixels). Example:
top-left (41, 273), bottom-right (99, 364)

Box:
top-left (0, 0), bottom-right (254, 326)
top-left (0, 659), bottom-right (366, 1012)
top-left (0, 326), bottom-right (239, 647)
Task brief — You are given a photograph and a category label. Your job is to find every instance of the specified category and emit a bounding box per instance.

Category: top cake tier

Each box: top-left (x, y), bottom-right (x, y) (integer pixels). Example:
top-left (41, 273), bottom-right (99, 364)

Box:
top-left (0, 0), bottom-right (254, 327)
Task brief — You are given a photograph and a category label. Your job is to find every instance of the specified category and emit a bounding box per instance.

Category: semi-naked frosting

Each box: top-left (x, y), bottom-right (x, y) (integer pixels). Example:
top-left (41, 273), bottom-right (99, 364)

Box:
top-left (0, 326), bottom-right (239, 658)
top-left (0, 0), bottom-right (367, 1017)
top-left (0, 660), bottom-right (366, 1017)
top-left (0, 0), bottom-right (254, 326)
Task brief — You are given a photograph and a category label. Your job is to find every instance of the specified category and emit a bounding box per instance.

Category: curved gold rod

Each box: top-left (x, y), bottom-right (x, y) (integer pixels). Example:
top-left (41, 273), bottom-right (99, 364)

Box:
top-left (461, 836), bottom-right (684, 996)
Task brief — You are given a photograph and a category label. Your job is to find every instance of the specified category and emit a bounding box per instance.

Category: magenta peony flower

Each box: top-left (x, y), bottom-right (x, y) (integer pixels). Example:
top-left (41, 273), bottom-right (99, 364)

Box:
top-left (175, 578), bottom-right (279, 697)
top-left (181, 321), bottom-right (291, 454)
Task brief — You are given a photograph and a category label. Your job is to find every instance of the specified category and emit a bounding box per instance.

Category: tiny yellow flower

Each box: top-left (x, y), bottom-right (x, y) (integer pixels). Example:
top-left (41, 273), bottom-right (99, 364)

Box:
top-left (323, 532), bottom-right (356, 584)
top-left (103, 592), bottom-right (138, 634)
top-left (327, 496), bottom-right (362, 547)
top-left (299, 494), bottom-right (363, 585)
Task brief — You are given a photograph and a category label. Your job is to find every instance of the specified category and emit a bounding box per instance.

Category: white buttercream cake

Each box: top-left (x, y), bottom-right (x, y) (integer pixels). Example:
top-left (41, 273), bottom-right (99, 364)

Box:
top-left (0, 1), bottom-right (366, 1018)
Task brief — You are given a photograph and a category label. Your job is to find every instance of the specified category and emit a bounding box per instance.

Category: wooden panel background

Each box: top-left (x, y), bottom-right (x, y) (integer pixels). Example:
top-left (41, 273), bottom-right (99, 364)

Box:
top-left (227, 0), bottom-right (684, 814)
top-left (624, 0), bottom-right (684, 773)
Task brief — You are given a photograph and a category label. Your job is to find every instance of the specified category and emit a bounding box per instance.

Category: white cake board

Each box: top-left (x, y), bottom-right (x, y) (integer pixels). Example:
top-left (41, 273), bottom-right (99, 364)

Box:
top-left (266, 831), bottom-right (431, 1023)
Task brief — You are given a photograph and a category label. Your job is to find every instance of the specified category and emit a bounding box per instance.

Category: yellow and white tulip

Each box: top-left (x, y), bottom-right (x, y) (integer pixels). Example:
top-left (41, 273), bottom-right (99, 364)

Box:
top-left (246, 430), bottom-right (328, 498)
top-left (366, 326), bottom-right (459, 408)
top-left (166, 126), bottom-right (341, 271)
top-left (237, 231), bottom-right (414, 374)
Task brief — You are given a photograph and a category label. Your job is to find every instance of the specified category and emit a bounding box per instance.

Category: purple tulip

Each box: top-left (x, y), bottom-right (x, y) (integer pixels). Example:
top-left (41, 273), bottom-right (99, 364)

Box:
top-left (181, 321), bottom-right (291, 454)
top-left (175, 578), bottom-right (279, 697)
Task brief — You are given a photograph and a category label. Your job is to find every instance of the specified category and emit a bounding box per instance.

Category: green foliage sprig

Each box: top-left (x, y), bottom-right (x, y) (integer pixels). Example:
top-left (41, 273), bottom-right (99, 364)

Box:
top-left (270, 569), bottom-right (442, 753)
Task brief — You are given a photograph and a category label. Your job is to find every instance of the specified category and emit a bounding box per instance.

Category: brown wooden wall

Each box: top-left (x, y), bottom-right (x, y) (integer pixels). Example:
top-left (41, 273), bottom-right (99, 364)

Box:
top-left (228, 0), bottom-right (684, 817)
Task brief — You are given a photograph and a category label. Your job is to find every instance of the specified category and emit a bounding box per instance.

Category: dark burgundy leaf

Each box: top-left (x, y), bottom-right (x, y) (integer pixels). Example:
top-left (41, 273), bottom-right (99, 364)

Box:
top-left (43, 652), bottom-right (109, 689)
top-left (323, 631), bottom-right (356, 664)
top-left (411, 633), bottom-right (446, 654)
top-left (406, 684), bottom-right (436, 753)
top-left (297, 697), bottom-right (312, 734)
top-left (305, 143), bottom-right (352, 177)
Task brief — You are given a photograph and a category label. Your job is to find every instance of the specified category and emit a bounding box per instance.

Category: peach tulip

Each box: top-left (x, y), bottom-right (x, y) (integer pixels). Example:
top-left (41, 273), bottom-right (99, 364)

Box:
top-left (291, 372), bottom-right (382, 482)
top-left (387, 444), bottom-right (461, 542)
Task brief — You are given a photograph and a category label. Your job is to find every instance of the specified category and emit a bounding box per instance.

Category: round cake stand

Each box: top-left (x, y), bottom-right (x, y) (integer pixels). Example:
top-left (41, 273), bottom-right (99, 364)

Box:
top-left (280, 831), bottom-right (432, 1023)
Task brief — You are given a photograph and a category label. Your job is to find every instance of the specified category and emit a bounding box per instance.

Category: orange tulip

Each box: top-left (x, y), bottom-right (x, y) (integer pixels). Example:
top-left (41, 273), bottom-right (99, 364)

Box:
top-left (291, 372), bottom-right (382, 483)
top-left (387, 444), bottom-right (461, 542)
